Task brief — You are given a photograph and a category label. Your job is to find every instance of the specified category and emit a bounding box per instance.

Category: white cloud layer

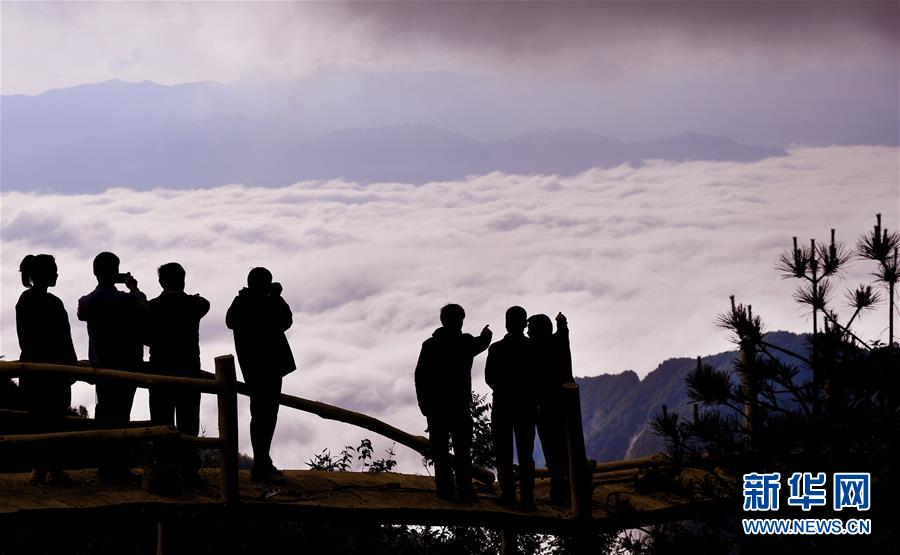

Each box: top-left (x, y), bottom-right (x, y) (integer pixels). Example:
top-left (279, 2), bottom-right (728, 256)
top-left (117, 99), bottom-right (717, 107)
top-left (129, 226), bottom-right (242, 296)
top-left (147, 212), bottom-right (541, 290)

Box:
top-left (1, 146), bottom-right (897, 471)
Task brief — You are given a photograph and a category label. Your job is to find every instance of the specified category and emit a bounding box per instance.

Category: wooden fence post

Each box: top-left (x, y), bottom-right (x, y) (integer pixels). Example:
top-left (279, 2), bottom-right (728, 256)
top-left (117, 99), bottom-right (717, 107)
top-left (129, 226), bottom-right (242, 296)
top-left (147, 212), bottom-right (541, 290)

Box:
top-left (500, 528), bottom-right (518, 555)
top-left (156, 520), bottom-right (172, 555)
top-left (562, 383), bottom-right (590, 518)
top-left (216, 355), bottom-right (240, 507)
top-left (562, 382), bottom-right (593, 554)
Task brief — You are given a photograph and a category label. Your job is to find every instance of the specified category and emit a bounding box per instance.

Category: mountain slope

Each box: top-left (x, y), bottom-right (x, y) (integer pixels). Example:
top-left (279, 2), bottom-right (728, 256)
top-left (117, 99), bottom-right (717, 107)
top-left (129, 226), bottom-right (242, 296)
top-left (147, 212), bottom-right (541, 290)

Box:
top-left (569, 331), bottom-right (810, 463)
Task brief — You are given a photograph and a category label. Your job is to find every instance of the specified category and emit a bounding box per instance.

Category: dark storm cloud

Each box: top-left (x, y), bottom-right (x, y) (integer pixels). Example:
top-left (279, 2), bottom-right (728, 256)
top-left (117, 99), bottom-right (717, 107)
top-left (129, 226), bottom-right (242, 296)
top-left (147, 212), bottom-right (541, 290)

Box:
top-left (342, 0), bottom-right (898, 70)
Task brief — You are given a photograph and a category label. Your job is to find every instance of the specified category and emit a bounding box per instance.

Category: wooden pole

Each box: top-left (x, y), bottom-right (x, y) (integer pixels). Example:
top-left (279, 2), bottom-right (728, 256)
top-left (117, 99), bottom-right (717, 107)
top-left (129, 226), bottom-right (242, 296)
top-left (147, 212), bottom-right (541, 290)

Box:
top-left (562, 382), bottom-right (593, 555)
top-left (0, 426), bottom-right (220, 448)
top-left (275, 390), bottom-right (500, 483)
top-left (562, 383), bottom-right (590, 518)
top-left (586, 456), bottom-right (657, 473)
top-left (0, 425), bottom-right (181, 446)
top-left (501, 528), bottom-right (518, 555)
top-left (0, 408), bottom-right (153, 431)
top-left (216, 355), bottom-right (240, 508)
top-left (591, 468), bottom-right (646, 484)
top-left (201, 371), bottom-right (497, 484)
top-left (524, 454), bottom-right (666, 478)
top-left (156, 520), bottom-right (168, 555)
top-left (0, 361), bottom-right (219, 392)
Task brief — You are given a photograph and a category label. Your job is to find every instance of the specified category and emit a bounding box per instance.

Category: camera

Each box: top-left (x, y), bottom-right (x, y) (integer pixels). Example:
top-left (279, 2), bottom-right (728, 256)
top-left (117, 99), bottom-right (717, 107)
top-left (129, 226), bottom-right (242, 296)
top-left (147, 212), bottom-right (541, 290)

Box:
top-left (114, 272), bottom-right (131, 284)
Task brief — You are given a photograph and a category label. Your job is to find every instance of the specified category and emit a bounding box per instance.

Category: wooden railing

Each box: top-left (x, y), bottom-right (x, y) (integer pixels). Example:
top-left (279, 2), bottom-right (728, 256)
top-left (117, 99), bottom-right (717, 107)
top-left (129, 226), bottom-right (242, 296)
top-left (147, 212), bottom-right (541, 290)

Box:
top-left (0, 355), bottom-right (504, 502)
top-left (0, 355), bottom-right (241, 506)
top-left (1, 359), bottom-right (608, 554)
top-left (0, 356), bottom-right (603, 522)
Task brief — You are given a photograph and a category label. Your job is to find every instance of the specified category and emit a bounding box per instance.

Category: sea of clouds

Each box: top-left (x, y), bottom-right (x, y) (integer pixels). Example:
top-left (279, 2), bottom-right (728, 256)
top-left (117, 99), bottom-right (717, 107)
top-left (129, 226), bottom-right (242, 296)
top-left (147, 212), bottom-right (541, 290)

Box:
top-left (1, 146), bottom-right (897, 471)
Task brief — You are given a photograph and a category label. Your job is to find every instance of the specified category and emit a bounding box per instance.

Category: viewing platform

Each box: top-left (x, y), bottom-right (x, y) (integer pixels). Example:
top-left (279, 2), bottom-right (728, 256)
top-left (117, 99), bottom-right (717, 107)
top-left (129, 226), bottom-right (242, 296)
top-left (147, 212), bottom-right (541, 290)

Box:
top-left (0, 464), bottom-right (731, 533)
top-left (0, 357), bottom-right (735, 552)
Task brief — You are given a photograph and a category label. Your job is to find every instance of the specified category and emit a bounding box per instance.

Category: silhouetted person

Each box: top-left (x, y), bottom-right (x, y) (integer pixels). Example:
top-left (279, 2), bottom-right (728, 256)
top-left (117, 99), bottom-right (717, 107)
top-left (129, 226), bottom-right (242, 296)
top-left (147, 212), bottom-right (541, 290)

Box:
top-left (415, 304), bottom-right (491, 502)
top-left (485, 306), bottom-right (537, 509)
top-left (226, 267), bottom-right (295, 483)
top-left (16, 254), bottom-right (77, 485)
top-left (529, 312), bottom-right (574, 505)
top-left (78, 251), bottom-right (147, 480)
top-left (145, 262), bottom-right (209, 486)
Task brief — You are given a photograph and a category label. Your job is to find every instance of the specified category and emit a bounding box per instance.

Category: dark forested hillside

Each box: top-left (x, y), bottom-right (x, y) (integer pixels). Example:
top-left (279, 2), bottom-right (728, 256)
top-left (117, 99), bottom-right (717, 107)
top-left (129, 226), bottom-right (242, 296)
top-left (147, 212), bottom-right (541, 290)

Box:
top-left (565, 331), bottom-right (810, 464)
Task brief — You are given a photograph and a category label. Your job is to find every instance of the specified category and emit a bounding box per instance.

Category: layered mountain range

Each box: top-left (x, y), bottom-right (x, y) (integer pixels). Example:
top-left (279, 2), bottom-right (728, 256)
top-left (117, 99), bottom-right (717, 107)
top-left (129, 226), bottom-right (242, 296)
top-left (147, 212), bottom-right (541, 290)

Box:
top-left (1, 78), bottom-right (792, 191)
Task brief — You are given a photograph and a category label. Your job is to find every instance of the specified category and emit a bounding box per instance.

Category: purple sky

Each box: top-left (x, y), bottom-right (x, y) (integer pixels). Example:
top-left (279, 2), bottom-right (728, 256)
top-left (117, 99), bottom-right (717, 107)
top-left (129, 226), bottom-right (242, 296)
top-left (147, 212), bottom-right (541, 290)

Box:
top-left (2, 2), bottom-right (897, 145)
top-left (5, 1), bottom-right (896, 91)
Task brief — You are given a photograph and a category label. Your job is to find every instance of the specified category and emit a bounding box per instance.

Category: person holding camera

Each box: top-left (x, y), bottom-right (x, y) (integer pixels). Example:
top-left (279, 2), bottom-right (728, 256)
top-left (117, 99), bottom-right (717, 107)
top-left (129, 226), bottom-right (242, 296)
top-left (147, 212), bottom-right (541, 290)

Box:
top-left (226, 267), bottom-right (296, 483)
top-left (77, 251), bottom-right (147, 481)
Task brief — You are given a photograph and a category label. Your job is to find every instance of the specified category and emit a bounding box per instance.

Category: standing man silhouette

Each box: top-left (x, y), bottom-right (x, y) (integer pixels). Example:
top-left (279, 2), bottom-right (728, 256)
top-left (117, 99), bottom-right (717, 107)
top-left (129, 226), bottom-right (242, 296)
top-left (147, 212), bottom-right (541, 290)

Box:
top-left (529, 312), bottom-right (574, 505)
top-left (146, 262), bottom-right (210, 486)
top-left (415, 304), bottom-right (491, 502)
top-left (485, 306), bottom-right (537, 509)
top-left (78, 251), bottom-right (147, 480)
top-left (16, 254), bottom-right (78, 485)
top-left (226, 267), bottom-right (295, 483)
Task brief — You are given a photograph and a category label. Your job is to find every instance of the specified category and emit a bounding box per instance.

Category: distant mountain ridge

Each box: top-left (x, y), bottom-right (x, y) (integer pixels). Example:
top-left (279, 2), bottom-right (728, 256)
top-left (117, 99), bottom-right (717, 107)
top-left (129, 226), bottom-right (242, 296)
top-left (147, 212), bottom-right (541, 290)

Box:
top-left (1, 77), bottom-right (794, 191)
top-left (563, 330), bottom-right (810, 464)
top-left (4, 75), bottom-right (894, 191)
top-left (1, 118), bottom-right (786, 192)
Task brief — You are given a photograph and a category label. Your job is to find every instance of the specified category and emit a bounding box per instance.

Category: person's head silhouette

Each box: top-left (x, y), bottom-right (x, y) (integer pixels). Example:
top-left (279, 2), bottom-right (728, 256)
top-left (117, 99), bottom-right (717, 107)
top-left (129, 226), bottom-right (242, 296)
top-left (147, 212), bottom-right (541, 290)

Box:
top-left (505, 306), bottom-right (527, 335)
top-left (158, 262), bottom-right (186, 292)
top-left (93, 251), bottom-right (120, 286)
top-left (20, 254), bottom-right (58, 291)
top-left (526, 314), bottom-right (553, 340)
top-left (247, 267), bottom-right (273, 292)
top-left (440, 303), bottom-right (465, 332)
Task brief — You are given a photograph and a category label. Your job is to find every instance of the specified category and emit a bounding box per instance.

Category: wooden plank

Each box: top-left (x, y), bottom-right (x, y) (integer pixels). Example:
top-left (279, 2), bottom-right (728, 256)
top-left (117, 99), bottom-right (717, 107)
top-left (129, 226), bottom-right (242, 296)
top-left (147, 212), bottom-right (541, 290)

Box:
top-left (0, 468), bottom-right (733, 533)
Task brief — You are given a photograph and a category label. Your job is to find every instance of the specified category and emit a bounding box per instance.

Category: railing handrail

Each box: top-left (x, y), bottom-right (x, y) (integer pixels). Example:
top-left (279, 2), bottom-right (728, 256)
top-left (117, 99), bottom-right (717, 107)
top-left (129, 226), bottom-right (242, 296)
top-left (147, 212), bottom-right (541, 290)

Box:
top-left (0, 358), bottom-right (496, 483)
top-left (0, 357), bottom-right (603, 544)
top-left (0, 424), bottom-right (221, 448)
top-left (0, 360), bottom-right (219, 392)
top-left (0, 356), bottom-right (240, 507)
